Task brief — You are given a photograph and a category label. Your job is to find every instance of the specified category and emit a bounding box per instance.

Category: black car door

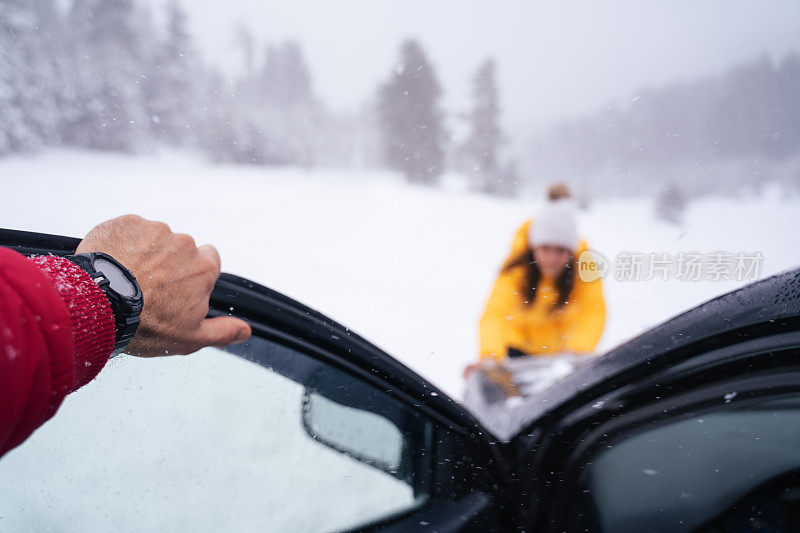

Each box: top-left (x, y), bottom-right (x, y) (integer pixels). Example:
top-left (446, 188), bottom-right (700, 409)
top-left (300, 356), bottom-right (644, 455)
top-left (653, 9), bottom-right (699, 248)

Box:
top-left (508, 267), bottom-right (800, 532)
top-left (0, 229), bottom-right (514, 532)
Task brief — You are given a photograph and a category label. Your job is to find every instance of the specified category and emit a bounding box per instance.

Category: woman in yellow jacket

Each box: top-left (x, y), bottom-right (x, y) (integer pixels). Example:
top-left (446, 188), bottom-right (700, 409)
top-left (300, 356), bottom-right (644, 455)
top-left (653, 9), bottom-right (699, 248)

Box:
top-left (477, 186), bottom-right (606, 363)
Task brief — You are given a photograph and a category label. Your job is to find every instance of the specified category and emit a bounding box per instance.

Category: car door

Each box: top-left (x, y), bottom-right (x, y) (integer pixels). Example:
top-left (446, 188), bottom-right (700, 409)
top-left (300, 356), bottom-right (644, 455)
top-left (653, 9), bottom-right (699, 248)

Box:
top-left (0, 228), bottom-right (514, 532)
top-left (508, 267), bottom-right (800, 532)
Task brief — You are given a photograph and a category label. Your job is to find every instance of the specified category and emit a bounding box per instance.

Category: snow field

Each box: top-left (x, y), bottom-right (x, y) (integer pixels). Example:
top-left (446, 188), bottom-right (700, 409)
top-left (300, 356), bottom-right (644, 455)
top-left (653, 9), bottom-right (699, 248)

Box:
top-left (0, 150), bottom-right (798, 531)
top-left (1, 150), bottom-right (798, 399)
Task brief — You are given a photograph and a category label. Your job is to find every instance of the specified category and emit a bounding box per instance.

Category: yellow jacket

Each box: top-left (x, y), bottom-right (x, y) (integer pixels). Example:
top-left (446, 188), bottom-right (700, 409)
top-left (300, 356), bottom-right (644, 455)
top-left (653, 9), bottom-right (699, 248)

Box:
top-left (479, 219), bottom-right (606, 360)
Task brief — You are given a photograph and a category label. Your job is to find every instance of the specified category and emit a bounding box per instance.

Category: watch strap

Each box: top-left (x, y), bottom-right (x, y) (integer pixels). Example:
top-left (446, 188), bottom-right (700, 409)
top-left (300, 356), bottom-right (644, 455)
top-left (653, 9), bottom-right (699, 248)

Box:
top-left (65, 253), bottom-right (143, 358)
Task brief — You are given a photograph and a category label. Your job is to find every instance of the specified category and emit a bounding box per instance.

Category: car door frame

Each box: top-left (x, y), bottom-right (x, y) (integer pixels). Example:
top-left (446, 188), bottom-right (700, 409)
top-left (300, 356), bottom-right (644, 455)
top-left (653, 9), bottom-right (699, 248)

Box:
top-left (0, 227), bottom-right (516, 532)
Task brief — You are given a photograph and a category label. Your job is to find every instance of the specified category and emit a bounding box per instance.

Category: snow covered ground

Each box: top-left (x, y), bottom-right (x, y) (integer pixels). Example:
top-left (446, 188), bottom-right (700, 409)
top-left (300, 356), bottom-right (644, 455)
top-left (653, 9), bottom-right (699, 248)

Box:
top-left (0, 151), bottom-right (798, 531)
top-left (2, 150), bottom-right (798, 399)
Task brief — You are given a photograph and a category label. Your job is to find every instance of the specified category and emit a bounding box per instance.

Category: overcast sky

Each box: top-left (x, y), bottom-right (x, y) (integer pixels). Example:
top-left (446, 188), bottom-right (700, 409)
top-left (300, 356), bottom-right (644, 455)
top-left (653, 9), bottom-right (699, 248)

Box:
top-left (148, 0), bottom-right (800, 138)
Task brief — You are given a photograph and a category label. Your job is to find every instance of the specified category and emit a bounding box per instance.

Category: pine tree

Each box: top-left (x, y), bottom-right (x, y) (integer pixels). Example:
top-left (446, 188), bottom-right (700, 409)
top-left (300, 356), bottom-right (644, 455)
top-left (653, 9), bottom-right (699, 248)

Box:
top-left (0, 0), bottom-right (329, 168)
top-left (496, 158), bottom-right (520, 197)
top-left (256, 40), bottom-right (318, 165)
top-left (236, 22), bottom-right (255, 80)
top-left (199, 70), bottom-right (235, 162)
top-left (145, 0), bottom-right (199, 145)
top-left (62, 0), bottom-right (149, 152)
top-left (0, 0), bottom-right (61, 154)
top-left (378, 39), bottom-right (445, 184)
top-left (464, 59), bottom-right (505, 193)
top-left (656, 183), bottom-right (688, 225)
top-left (262, 41), bottom-right (313, 108)
top-left (280, 41), bottom-right (313, 107)
top-left (279, 41), bottom-right (317, 166)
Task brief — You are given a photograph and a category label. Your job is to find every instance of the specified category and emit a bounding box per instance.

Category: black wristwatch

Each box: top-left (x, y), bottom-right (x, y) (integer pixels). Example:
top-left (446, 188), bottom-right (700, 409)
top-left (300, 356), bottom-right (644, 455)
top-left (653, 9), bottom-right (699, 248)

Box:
top-left (65, 252), bottom-right (144, 358)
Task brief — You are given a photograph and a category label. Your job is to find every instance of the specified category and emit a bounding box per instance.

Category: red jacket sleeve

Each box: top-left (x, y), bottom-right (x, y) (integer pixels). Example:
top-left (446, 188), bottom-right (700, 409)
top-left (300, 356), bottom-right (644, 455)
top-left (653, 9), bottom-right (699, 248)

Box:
top-left (0, 247), bottom-right (115, 457)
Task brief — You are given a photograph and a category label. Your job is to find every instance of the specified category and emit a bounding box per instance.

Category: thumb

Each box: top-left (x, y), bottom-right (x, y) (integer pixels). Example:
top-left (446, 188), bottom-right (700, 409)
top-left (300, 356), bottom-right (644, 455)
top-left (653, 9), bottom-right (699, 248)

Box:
top-left (196, 316), bottom-right (252, 348)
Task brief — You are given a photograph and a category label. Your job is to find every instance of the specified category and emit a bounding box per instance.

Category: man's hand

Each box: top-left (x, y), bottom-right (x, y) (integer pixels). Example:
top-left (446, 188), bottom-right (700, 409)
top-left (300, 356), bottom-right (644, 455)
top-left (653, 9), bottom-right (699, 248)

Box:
top-left (76, 215), bottom-right (252, 357)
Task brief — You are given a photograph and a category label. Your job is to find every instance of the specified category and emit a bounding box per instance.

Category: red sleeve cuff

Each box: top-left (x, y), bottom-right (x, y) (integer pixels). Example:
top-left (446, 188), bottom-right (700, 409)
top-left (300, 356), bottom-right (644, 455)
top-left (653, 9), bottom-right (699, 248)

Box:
top-left (28, 256), bottom-right (116, 391)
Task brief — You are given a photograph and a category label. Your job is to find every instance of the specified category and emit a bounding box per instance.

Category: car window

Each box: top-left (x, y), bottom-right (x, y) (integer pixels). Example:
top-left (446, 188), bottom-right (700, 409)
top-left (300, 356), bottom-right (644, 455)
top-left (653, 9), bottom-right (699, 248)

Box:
top-left (567, 393), bottom-right (800, 532)
top-left (0, 336), bottom-right (432, 532)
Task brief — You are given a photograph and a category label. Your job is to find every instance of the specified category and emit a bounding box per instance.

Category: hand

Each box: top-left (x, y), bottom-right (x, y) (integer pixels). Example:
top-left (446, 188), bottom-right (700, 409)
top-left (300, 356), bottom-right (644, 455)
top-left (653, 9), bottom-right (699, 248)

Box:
top-left (463, 362), bottom-right (482, 380)
top-left (76, 215), bottom-right (252, 357)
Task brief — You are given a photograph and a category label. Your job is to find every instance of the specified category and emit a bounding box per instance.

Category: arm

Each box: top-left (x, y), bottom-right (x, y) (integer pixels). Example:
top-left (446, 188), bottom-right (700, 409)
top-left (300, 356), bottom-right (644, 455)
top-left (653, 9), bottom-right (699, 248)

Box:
top-left (476, 220), bottom-right (531, 362)
top-left (478, 269), bottom-right (525, 361)
top-left (563, 278), bottom-right (606, 354)
top-left (1, 215), bottom-right (252, 458)
top-left (0, 248), bottom-right (115, 456)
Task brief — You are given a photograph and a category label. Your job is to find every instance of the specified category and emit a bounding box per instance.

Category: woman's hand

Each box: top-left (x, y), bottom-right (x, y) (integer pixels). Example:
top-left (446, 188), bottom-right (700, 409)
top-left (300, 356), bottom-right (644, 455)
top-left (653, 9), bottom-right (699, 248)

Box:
top-left (463, 362), bottom-right (482, 380)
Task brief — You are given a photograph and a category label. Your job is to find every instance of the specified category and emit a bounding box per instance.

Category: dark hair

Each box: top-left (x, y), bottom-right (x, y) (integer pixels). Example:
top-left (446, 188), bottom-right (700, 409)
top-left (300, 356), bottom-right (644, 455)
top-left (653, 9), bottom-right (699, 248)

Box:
top-left (501, 248), bottom-right (576, 311)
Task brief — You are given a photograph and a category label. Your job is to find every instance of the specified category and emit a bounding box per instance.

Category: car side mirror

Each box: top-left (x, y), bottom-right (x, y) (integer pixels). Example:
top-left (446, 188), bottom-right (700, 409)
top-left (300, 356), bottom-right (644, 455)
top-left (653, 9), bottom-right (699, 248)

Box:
top-left (300, 368), bottom-right (416, 479)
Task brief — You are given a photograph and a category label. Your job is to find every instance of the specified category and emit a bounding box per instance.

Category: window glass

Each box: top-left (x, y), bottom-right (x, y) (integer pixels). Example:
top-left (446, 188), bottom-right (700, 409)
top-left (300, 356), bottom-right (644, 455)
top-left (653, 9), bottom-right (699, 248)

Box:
top-left (0, 336), bottom-right (432, 532)
top-left (568, 395), bottom-right (800, 532)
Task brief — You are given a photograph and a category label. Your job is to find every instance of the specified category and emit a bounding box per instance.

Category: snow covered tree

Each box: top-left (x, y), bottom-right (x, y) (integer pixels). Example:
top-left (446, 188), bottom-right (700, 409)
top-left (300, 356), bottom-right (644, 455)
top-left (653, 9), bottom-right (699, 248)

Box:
top-left (256, 41), bottom-right (318, 166)
top-left (378, 39), bottom-right (445, 184)
top-left (196, 25), bottom-right (271, 165)
top-left (144, 0), bottom-right (200, 145)
top-left (656, 183), bottom-right (688, 225)
top-left (464, 59), bottom-right (504, 193)
top-left (62, 0), bottom-right (149, 152)
top-left (205, 79), bottom-right (269, 165)
top-left (0, 0), bottom-right (328, 167)
top-left (199, 71), bottom-right (235, 162)
top-left (495, 158), bottom-right (520, 197)
top-left (236, 22), bottom-right (256, 80)
top-left (261, 41), bottom-right (313, 108)
top-left (0, 0), bottom-right (62, 154)
top-left (200, 38), bottom-right (320, 167)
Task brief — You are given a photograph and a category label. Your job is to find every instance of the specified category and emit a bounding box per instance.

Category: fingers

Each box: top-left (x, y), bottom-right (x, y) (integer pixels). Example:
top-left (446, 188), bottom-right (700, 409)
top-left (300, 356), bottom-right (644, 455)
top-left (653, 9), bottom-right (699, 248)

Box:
top-left (464, 363), bottom-right (482, 379)
top-left (197, 244), bottom-right (221, 273)
top-left (464, 364), bottom-right (474, 379)
top-left (195, 316), bottom-right (252, 349)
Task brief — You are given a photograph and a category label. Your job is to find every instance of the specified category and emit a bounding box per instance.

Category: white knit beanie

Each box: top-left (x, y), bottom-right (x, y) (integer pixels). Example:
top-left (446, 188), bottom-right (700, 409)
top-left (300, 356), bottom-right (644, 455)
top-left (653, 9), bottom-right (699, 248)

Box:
top-left (529, 199), bottom-right (579, 251)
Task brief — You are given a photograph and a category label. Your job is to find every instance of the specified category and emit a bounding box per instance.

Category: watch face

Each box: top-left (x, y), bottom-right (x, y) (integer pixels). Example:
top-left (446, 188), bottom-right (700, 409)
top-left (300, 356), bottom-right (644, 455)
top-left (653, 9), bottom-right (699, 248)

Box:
top-left (93, 257), bottom-right (138, 298)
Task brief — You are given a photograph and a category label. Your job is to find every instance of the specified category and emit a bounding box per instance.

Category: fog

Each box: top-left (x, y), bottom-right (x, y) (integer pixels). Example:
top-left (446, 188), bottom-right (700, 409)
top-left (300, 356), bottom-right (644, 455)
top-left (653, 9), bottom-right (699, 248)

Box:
top-left (149, 0), bottom-right (800, 132)
top-left (3, 1), bottom-right (799, 197)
